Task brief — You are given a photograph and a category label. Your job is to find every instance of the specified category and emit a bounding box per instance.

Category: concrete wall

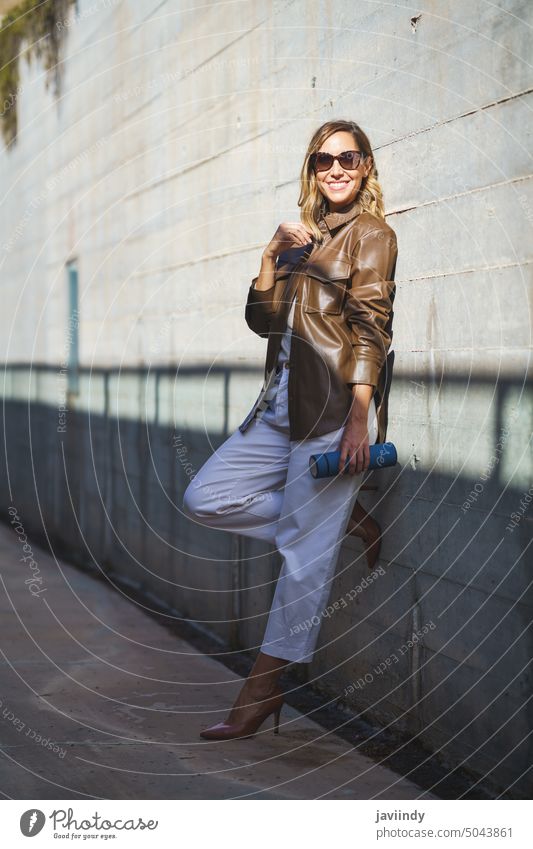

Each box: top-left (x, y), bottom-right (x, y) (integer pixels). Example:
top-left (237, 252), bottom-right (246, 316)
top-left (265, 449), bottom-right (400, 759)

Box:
top-left (0, 0), bottom-right (532, 796)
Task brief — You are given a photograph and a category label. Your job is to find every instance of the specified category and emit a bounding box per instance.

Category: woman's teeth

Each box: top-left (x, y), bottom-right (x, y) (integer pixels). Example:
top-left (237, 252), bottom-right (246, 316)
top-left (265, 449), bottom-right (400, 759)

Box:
top-left (328, 181), bottom-right (349, 191)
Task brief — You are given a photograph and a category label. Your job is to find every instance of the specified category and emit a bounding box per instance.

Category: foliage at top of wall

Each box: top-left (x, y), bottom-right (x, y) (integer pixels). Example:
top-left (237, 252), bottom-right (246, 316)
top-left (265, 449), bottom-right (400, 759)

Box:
top-left (0, 0), bottom-right (76, 149)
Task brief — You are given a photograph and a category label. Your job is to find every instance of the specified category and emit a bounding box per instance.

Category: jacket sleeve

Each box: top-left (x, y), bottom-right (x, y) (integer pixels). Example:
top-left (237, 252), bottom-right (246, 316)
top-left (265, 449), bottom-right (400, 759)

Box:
top-left (343, 227), bottom-right (398, 388)
top-left (244, 273), bottom-right (277, 339)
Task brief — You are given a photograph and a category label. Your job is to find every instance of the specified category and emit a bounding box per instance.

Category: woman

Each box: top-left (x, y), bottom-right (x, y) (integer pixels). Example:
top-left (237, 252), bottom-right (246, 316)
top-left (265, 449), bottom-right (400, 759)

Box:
top-left (183, 119), bottom-right (398, 740)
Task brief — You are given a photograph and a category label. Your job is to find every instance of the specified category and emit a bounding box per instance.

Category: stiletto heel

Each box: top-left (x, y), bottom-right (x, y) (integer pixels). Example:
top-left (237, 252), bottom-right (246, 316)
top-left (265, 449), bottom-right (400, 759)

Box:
top-left (273, 704), bottom-right (282, 734)
top-left (200, 688), bottom-right (285, 740)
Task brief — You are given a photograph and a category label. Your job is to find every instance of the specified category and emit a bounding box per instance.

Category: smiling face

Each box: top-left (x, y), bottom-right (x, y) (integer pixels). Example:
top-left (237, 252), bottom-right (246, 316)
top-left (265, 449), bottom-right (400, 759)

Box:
top-left (313, 130), bottom-right (373, 212)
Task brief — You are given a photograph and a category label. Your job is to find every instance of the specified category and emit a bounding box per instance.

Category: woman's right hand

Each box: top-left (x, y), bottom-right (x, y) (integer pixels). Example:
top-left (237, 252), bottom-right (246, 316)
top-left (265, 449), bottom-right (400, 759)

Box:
top-left (264, 222), bottom-right (314, 261)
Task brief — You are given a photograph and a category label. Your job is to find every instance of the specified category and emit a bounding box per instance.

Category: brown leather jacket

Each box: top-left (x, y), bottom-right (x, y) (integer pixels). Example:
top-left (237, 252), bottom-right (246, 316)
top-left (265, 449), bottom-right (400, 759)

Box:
top-left (239, 198), bottom-right (398, 443)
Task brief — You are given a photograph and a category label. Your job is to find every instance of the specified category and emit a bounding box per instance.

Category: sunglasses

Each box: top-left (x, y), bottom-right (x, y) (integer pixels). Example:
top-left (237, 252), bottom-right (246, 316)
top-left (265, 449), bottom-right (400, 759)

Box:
top-left (309, 150), bottom-right (366, 172)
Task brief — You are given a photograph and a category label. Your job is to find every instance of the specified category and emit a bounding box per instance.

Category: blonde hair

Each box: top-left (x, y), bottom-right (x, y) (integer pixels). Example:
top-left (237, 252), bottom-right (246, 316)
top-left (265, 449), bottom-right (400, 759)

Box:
top-left (298, 120), bottom-right (385, 244)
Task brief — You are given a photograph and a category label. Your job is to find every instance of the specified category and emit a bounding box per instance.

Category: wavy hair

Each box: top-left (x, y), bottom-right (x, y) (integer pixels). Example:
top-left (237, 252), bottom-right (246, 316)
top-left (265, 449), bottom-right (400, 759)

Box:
top-left (298, 120), bottom-right (385, 244)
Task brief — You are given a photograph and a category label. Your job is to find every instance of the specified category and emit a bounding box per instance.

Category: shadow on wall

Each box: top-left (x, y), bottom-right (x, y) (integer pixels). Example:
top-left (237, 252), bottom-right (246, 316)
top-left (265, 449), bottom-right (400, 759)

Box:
top-left (1, 361), bottom-right (532, 797)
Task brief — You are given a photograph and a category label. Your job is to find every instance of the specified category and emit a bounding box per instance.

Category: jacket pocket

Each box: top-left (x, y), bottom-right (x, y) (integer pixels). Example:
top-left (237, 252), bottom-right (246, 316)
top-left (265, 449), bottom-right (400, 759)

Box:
top-left (303, 258), bottom-right (351, 314)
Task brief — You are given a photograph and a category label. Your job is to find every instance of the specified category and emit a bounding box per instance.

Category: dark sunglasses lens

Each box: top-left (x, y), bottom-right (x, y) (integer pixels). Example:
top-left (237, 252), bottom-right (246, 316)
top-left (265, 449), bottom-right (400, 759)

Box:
top-left (314, 152), bottom-right (333, 171)
top-left (339, 151), bottom-right (362, 169)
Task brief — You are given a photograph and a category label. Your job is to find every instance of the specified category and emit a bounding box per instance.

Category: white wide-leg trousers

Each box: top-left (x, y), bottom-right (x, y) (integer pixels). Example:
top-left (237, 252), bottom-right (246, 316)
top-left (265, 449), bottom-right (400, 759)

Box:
top-left (183, 364), bottom-right (378, 663)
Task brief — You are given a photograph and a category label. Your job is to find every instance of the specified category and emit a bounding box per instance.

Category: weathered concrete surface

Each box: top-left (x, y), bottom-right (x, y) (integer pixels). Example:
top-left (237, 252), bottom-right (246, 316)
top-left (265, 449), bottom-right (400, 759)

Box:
top-left (0, 524), bottom-right (435, 800)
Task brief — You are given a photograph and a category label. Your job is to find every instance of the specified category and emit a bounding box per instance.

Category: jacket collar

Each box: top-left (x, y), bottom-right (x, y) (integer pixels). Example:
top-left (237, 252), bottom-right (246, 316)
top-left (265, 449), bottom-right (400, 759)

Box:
top-left (317, 197), bottom-right (363, 235)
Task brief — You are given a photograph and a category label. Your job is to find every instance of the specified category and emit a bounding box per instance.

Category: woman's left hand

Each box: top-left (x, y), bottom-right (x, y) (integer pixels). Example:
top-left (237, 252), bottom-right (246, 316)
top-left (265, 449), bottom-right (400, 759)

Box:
top-left (338, 417), bottom-right (370, 476)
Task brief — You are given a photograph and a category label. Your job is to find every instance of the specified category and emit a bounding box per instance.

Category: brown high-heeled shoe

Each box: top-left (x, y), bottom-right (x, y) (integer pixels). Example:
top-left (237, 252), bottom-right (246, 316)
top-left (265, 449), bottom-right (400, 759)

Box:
top-left (346, 494), bottom-right (382, 570)
top-left (199, 688), bottom-right (284, 740)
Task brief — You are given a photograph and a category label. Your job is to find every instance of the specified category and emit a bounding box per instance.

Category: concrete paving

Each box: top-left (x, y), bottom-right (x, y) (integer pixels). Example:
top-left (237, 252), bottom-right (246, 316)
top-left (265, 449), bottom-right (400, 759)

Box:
top-left (0, 523), bottom-right (436, 800)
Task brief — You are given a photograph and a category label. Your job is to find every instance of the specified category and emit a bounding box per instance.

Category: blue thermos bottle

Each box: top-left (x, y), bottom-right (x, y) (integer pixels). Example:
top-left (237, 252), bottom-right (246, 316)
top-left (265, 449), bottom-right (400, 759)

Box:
top-left (309, 442), bottom-right (397, 478)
